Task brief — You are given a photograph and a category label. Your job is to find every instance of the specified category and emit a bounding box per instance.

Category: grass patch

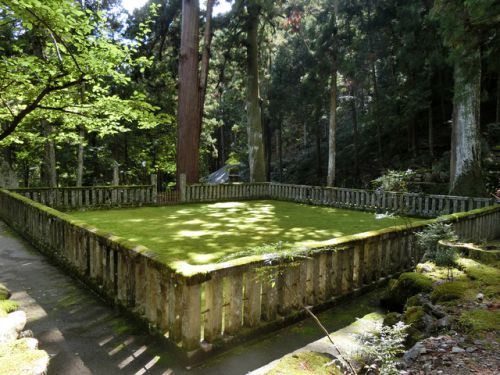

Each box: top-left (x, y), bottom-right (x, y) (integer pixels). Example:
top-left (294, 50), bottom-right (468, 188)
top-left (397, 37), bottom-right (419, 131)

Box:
top-left (69, 200), bottom-right (417, 265)
top-left (458, 309), bottom-right (500, 334)
top-left (430, 281), bottom-right (473, 303)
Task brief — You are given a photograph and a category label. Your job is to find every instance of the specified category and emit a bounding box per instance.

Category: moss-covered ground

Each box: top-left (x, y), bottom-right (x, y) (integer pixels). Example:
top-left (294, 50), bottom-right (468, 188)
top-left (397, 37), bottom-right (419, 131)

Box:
top-left (69, 200), bottom-right (417, 265)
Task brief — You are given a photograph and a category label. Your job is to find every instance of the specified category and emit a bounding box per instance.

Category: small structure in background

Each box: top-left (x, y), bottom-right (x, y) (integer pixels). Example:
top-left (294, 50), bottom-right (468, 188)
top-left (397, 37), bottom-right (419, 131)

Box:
top-left (201, 164), bottom-right (241, 184)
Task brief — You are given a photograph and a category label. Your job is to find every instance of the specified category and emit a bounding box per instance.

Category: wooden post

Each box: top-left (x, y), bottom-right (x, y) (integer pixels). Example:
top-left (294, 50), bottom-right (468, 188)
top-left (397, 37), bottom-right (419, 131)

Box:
top-left (224, 273), bottom-right (243, 336)
top-left (182, 283), bottom-right (201, 351)
top-left (244, 269), bottom-right (262, 327)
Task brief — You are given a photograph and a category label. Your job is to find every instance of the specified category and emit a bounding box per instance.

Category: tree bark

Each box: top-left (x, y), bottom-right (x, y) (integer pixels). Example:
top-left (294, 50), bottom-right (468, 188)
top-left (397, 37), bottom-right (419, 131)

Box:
top-left (177, 0), bottom-right (201, 184)
top-left (327, 64), bottom-right (337, 187)
top-left (246, 3), bottom-right (266, 182)
top-left (428, 104), bottom-right (434, 159)
top-left (41, 120), bottom-right (57, 188)
top-left (496, 73), bottom-right (500, 124)
top-left (76, 127), bottom-right (84, 186)
top-left (199, 0), bottom-right (214, 126)
top-left (350, 92), bottom-right (360, 182)
top-left (449, 50), bottom-right (485, 196)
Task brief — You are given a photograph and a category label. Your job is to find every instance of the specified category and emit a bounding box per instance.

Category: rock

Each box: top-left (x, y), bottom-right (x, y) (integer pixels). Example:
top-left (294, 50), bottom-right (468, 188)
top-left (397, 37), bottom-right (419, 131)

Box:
top-left (404, 342), bottom-right (426, 363)
top-left (417, 263), bottom-right (434, 273)
top-left (19, 329), bottom-right (33, 338)
top-left (451, 346), bottom-right (465, 353)
top-left (0, 311), bottom-right (27, 343)
top-left (423, 302), bottom-right (446, 318)
top-left (381, 273), bottom-right (433, 311)
top-left (0, 283), bottom-right (11, 300)
top-left (436, 315), bottom-right (451, 329)
top-left (476, 293), bottom-right (484, 301)
top-left (466, 346), bottom-right (477, 353)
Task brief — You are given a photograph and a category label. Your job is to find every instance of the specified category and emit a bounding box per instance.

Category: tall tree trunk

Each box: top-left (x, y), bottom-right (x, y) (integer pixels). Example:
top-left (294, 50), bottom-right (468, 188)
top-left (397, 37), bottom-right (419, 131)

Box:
top-left (277, 122), bottom-right (283, 182)
top-left (496, 73), bottom-right (500, 124)
top-left (449, 51), bottom-right (485, 196)
top-left (246, 3), bottom-right (266, 182)
top-left (199, 0), bottom-right (214, 126)
top-left (76, 127), bottom-right (84, 186)
top-left (350, 93), bottom-right (360, 182)
top-left (327, 64), bottom-right (337, 187)
top-left (41, 120), bottom-right (57, 188)
top-left (177, 0), bottom-right (201, 184)
top-left (428, 104), bottom-right (434, 159)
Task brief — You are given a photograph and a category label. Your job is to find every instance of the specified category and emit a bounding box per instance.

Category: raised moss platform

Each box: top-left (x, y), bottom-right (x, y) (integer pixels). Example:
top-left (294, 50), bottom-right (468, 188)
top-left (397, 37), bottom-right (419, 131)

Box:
top-left (69, 200), bottom-right (418, 265)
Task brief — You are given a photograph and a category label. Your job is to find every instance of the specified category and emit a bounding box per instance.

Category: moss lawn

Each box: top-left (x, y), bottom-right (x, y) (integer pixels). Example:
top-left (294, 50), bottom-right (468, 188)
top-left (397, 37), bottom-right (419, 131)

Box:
top-left (69, 200), bottom-right (418, 266)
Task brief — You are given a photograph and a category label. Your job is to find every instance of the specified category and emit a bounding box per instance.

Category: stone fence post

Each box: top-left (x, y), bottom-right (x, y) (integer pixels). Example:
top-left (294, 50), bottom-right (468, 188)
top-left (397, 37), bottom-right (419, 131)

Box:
top-left (179, 173), bottom-right (186, 202)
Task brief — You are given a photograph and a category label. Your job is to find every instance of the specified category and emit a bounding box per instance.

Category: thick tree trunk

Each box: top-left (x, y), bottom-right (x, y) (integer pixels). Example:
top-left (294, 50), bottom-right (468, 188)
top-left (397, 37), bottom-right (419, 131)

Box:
top-left (76, 128), bottom-right (84, 186)
top-left (449, 51), bottom-right (485, 196)
top-left (246, 4), bottom-right (266, 182)
top-left (199, 0), bottom-right (214, 126)
top-left (41, 120), bottom-right (57, 188)
top-left (327, 65), bottom-right (337, 187)
top-left (177, 0), bottom-right (201, 184)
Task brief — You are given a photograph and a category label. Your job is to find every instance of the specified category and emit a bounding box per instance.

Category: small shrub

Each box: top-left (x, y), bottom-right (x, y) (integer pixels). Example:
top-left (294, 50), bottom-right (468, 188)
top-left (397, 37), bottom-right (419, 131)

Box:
top-left (416, 222), bottom-right (457, 261)
top-left (372, 169), bottom-right (416, 193)
top-left (434, 247), bottom-right (459, 280)
top-left (355, 321), bottom-right (409, 375)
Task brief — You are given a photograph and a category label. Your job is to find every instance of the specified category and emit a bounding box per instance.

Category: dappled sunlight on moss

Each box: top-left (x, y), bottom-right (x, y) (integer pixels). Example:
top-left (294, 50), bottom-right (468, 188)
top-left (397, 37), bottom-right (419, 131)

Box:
top-left (69, 200), bottom-right (418, 266)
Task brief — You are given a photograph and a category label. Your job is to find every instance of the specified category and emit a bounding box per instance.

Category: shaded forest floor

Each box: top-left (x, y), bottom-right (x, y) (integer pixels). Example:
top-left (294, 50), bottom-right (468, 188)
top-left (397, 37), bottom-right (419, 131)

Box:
top-left (69, 200), bottom-right (418, 265)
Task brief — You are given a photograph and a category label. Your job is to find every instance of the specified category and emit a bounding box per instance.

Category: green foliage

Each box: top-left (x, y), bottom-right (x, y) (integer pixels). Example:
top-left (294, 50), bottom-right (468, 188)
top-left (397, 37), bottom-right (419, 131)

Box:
top-left (0, 283), bottom-right (10, 300)
top-left (458, 309), bottom-right (500, 334)
top-left (355, 321), bottom-right (409, 375)
top-left (0, 300), bottom-right (19, 316)
top-left (416, 222), bottom-right (457, 261)
top-left (372, 170), bottom-right (416, 193)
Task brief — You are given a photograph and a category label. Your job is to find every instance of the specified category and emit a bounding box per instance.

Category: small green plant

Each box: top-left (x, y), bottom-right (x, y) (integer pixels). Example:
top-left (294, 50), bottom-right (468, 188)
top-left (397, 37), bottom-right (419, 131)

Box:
top-left (354, 321), bottom-right (409, 375)
top-left (416, 222), bottom-right (457, 261)
top-left (435, 247), bottom-right (459, 280)
top-left (372, 169), bottom-right (416, 192)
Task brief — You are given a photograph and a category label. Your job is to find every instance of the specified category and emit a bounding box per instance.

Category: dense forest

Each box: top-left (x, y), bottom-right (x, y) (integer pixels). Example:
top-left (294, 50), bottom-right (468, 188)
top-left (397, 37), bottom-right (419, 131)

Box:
top-left (0, 0), bottom-right (499, 196)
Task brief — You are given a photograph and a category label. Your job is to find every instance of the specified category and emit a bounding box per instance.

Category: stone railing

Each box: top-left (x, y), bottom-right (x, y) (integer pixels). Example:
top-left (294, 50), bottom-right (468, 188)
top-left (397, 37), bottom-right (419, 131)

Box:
top-left (184, 182), bottom-right (269, 203)
top-left (9, 185), bottom-right (155, 210)
top-left (0, 188), bottom-right (498, 358)
top-left (180, 182), bottom-right (494, 218)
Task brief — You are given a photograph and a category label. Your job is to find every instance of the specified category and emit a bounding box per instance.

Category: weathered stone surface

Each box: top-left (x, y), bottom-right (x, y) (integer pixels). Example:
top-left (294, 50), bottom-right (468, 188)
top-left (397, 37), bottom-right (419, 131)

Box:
top-left (0, 311), bottom-right (26, 343)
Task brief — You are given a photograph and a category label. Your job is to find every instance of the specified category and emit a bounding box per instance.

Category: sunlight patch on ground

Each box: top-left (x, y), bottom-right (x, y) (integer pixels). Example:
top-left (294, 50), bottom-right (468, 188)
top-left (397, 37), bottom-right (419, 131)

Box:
top-left (69, 200), bottom-right (418, 265)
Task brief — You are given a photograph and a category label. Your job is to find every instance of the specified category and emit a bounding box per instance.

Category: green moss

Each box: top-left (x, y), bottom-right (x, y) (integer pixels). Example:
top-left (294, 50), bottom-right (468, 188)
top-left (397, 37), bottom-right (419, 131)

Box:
top-left (381, 272), bottom-right (433, 311)
top-left (0, 283), bottom-right (10, 300)
top-left (0, 338), bottom-right (49, 375)
top-left (383, 312), bottom-right (401, 327)
top-left (267, 351), bottom-right (342, 375)
top-left (406, 295), bottom-right (423, 307)
top-left (430, 281), bottom-right (470, 303)
top-left (457, 258), bottom-right (500, 285)
top-left (68, 200), bottom-right (419, 266)
top-left (458, 309), bottom-right (500, 333)
top-left (403, 306), bottom-right (426, 327)
top-left (0, 300), bottom-right (19, 316)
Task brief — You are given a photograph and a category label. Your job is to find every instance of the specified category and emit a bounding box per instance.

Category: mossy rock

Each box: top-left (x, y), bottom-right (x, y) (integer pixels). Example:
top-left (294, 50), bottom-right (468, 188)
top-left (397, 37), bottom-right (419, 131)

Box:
top-left (403, 306), bottom-right (433, 346)
top-left (0, 283), bottom-right (11, 301)
top-left (381, 272), bottom-right (433, 311)
top-left (430, 281), bottom-right (469, 303)
top-left (0, 300), bottom-right (19, 316)
top-left (0, 338), bottom-right (49, 375)
top-left (458, 309), bottom-right (500, 334)
top-left (267, 351), bottom-right (342, 375)
top-left (383, 312), bottom-right (401, 327)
